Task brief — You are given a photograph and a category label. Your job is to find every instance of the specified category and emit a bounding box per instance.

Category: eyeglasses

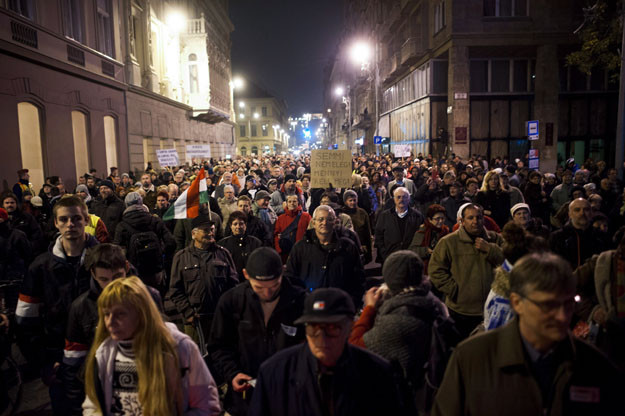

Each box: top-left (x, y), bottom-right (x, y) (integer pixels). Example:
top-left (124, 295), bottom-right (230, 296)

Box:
top-left (521, 295), bottom-right (576, 315)
top-left (305, 323), bottom-right (344, 338)
top-left (315, 217), bottom-right (336, 223)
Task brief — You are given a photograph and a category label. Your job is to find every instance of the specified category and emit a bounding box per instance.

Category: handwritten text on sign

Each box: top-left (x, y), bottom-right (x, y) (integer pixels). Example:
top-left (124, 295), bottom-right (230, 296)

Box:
top-left (311, 150), bottom-right (352, 188)
top-left (156, 149), bottom-right (180, 167)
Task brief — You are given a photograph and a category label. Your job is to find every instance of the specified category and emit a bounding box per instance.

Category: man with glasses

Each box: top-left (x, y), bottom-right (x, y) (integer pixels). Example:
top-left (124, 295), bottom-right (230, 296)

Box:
top-left (249, 288), bottom-right (406, 416)
top-left (209, 247), bottom-right (305, 416)
top-left (432, 252), bottom-right (623, 416)
top-left (284, 205), bottom-right (364, 307)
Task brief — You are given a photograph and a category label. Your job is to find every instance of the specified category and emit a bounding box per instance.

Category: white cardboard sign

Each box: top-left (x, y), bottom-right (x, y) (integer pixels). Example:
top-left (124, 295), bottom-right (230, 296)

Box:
top-left (156, 149), bottom-right (180, 167)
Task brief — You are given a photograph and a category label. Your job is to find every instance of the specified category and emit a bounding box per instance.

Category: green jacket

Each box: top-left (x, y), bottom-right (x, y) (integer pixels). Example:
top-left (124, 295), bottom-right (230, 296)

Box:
top-left (428, 226), bottom-right (503, 316)
top-left (432, 318), bottom-right (623, 416)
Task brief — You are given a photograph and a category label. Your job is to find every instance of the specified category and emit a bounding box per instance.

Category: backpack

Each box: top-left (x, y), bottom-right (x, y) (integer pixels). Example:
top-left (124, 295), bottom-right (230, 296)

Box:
top-left (422, 314), bottom-right (462, 411)
top-left (278, 213), bottom-right (301, 255)
top-left (127, 230), bottom-right (164, 275)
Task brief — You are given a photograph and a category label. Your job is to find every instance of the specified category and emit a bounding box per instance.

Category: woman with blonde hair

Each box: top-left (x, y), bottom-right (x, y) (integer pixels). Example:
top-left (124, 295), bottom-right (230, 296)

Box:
top-left (83, 276), bottom-right (220, 415)
top-left (475, 170), bottom-right (511, 228)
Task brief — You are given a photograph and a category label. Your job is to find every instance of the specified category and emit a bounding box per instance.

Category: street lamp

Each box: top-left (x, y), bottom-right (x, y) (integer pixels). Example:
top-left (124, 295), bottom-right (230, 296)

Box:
top-left (253, 113), bottom-right (259, 119)
top-left (232, 77), bottom-right (244, 89)
top-left (166, 11), bottom-right (186, 33)
top-left (238, 101), bottom-right (245, 108)
top-left (335, 85), bottom-right (351, 151)
top-left (350, 41), bottom-right (373, 69)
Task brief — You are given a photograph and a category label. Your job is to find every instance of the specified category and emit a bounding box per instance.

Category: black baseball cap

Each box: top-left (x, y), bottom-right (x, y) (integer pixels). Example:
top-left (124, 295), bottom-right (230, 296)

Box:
top-left (245, 247), bottom-right (283, 281)
top-left (191, 215), bottom-right (214, 230)
top-left (294, 288), bottom-right (355, 324)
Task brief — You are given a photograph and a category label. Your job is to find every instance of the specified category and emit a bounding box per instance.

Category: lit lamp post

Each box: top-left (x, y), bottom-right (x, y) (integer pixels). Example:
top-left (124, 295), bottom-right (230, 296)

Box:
top-left (349, 40), bottom-right (379, 155)
top-left (334, 86), bottom-right (350, 150)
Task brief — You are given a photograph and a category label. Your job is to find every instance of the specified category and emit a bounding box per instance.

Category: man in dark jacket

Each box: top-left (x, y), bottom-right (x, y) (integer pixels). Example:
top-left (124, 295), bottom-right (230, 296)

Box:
top-left (217, 210), bottom-right (263, 277)
top-left (169, 217), bottom-right (239, 345)
top-left (15, 195), bottom-right (99, 415)
top-left (209, 247), bottom-right (306, 416)
top-left (249, 288), bottom-right (406, 416)
top-left (113, 192), bottom-right (175, 290)
top-left (441, 182), bottom-right (471, 229)
top-left (0, 207), bottom-right (32, 282)
top-left (139, 172), bottom-right (157, 212)
top-left (2, 192), bottom-right (44, 253)
top-left (375, 187), bottom-right (424, 263)
top-left (550, 198), bottom-right (606, 270)
top-left (284, 205), bottom-right (364, 307)
top-left (432, 253), bottom-right (624, 416)
top-left (90, 180), bottom-right (124, 240)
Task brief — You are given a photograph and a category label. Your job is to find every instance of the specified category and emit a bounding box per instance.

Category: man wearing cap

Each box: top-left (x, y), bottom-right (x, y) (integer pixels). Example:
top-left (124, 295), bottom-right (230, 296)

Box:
top-left (270, 173), bottom-right (306, 215)
top-left (511, 202), bottom-right (549, 240)
top-left (209, 247), bottom-right (306, 416)
top-left (13, 168), bottom-right (35, 202)
top-left (90, 179), bottom-right (124, 240)
top-left (253, 190), bottom-right (277, 231)
top-left (169, 216), bottom-right (238, 345)
top-left (249, 287), bottom-right (406, 416)
top-left (387, 166), bottom-right (418, 198)
top-left (285, 205), bottom-right (364, 307)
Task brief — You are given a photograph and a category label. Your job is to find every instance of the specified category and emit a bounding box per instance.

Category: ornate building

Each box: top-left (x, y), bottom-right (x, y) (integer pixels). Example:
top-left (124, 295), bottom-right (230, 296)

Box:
top-left (324, 0), bottom-right (617, 171)
top-left (0, 0), bottom-right (235, 193)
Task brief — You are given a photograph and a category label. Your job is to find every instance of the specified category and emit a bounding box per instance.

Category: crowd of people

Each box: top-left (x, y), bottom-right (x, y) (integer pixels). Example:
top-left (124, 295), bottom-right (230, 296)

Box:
top-left (1, 150), bottom-right (624, 415)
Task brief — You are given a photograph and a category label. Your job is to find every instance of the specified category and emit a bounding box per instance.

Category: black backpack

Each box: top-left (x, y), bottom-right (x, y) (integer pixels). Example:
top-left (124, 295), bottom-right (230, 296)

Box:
top-left (278, 213), bottom-right (301, 255)
top-left (422, 314), bottom-right (462, 411)
top-left (127, 230), bottom-right (164, 275)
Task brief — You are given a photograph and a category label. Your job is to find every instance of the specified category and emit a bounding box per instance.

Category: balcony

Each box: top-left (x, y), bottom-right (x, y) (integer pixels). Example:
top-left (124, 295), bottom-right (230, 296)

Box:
top-left (400, 37), bottom-right (422, 66)
top-left (187, 18), bottom-right (206, 34)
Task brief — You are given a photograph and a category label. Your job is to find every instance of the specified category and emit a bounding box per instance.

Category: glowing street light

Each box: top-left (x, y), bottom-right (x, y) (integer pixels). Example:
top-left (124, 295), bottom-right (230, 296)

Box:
top-left (350, 41), bottom-right (372, 66)
top-left (253, 113), bottom-right (259, 119)
top-left (334, 86), bottom-right (344, 97)
top-left (232, 77), bottom-right (244, 89)
top-left (238, 101), bottom-right (245, 108)
top-left (239, 113), bottom-right (245, 119)
top-left (166, 11), bottom-right (186, 34)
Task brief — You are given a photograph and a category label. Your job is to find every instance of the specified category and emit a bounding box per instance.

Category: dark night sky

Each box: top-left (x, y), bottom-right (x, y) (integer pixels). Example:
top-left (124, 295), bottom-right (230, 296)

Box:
top-left (229, 0), bottom-right (344, 116)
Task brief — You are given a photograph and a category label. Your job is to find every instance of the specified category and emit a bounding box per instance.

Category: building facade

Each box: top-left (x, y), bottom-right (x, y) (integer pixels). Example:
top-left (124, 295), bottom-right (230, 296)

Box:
top-left (234, 81), bottom-right (289, 156)
top-left (324, 0), bottom-right (617, 172)
top-left (0, 0), bottom-right (235, 194)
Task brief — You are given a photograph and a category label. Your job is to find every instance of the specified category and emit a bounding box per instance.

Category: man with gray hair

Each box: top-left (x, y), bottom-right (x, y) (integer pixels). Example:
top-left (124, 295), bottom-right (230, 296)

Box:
top-left (432, 252), bottom-right (623, 415)
top-left (284, 205), bottom-right (364, 307)
top-left (374, 186), bottom-right (424, 263)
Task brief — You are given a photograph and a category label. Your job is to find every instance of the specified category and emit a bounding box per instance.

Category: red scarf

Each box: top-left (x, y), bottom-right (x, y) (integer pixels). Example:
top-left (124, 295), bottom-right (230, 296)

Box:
top-left (421, 219), bottom-right (449, 247)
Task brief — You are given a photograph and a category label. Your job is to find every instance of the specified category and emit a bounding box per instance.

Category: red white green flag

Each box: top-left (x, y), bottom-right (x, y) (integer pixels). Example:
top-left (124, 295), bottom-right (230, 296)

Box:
top-left (163, 168), bottom-right (209, 220)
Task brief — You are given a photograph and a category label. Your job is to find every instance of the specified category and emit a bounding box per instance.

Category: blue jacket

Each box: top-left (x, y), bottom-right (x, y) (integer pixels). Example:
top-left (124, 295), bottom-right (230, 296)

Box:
top-left (249, 342), bottom-right (407, 416)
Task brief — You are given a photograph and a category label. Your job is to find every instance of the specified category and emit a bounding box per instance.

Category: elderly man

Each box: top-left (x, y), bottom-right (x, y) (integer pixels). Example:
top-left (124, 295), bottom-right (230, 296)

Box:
top-left (511, 202), bottom-right (549, 240)
top-left (169, 217), bottom-right (238, 345)
top-left (374, 187), bottom-right (424, 263)
top-left (218, 184), bottom-right (239, 232)
top-left (209, 247), bottom-right (305, 416)
top-left (214, 171), bottom-right (240, 199)
top-left (284, 205), bottom-right (364, 307)
top-left (550, 198), bottom-right (607, 270)
top-left (432, 253), bottom-right (623, 416)
top-left (429, 204), bottom-right (504, 339)
top-left (249, 288), bottom-right (406, 416)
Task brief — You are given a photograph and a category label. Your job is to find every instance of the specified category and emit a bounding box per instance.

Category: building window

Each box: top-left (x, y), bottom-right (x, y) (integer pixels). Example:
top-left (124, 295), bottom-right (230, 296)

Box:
top-left (434, 1), bottom-right (445, 33)
top-left (484, 0), bottom-right (528, 17)
top-left (262, 124), bottom-right (268, 136)
top-left (103, 116), bottom-right (118, 174)
top-left (513, 60), bottom-right (529, 91)
top-left (262, 106), bottom-right (268, 116)
top-left (251, 124), bottom-right (258, 137)
top-left (251, 146), bottom-right (258, 155)
top-left (432, 61), bottom-right (448, 94)
top-left (8, 0), bottom-right (35, 20)
top-left (470, 58), bottom-right (534, 93)
top-left (188, 53), bottom-right (199, 93)
top-left (142, 137), bottom-right (151, 167)
top-left (251, 106), bottom-right (256, 114)
top-left (62, 0), bottom-right (84, 42)
top-left (491, 60), bottom-right (510, 92)
top-left (240, 146), bottom-right (247, 156)
top-left (17, 102), bottom-right (44, 192)
top-left (96, 0), bottom-right (114, 58)
top-left (470, 60), bottom-right (489, 92)
top-left (71, 111), bottom-right (90, 180)
top-left (239, 125), bottom-right (246, 137)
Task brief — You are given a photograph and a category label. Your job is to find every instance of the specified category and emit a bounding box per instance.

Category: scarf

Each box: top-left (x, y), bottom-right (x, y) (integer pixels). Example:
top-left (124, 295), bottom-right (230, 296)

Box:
top-left (422, 219), bottom-right (449, 248)
top-left (617, 256), bottom-right (625, 318)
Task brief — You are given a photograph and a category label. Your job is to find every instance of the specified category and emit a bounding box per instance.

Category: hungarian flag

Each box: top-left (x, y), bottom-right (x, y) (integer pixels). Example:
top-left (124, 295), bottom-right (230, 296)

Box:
top-left (163, 168), bottom-right (209, 220)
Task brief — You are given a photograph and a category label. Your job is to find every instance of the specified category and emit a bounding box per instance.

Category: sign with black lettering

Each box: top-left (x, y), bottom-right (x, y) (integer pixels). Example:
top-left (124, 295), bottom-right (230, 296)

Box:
top-left (311, 150), bottom-right (352, 188)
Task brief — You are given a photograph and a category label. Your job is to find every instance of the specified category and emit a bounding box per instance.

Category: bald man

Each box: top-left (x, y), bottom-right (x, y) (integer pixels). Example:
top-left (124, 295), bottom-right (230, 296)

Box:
top-left (550, 198), bottom-right (606, 269)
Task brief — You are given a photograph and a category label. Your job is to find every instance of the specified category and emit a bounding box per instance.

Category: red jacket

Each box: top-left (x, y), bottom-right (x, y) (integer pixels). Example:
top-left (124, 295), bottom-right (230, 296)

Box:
top-left (274, 207), bottom-right (311, 261)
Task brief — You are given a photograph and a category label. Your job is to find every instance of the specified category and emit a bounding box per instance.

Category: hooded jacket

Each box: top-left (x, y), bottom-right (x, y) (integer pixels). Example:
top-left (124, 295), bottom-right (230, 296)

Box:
top-left (113, 205), bottom-right (176, 260)
top-left (16, 234), bottom-right (99, 366)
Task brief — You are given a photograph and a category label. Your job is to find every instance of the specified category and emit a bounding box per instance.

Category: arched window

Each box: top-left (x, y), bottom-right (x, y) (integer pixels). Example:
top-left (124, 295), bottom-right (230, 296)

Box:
top-left (188, 53), bottom-right (198, 93)
top-left (17, 102), bottom-right (45, 192)
top-left (103, 116), bottom-right (118, 173)
top-left (71, 111), bottom-right (90, 179)
top-left (240, 146), bottom-right (247, 156)
top-left (251, 146), bottom-right (258, 156)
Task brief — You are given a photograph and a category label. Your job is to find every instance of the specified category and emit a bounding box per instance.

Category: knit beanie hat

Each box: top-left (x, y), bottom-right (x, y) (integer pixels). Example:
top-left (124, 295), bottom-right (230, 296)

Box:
top-left (284, 174), bottom-right (297, 182)
top-left (382, 250), bottom-right (424, 295)
top-left (124, 192), bottom-right (143, 207)
top-left (343, 189), bottom-right (358, 203)
top-left (75, 184), bottom-right (89, 194)
top-left (99, 180), bottom-right (115, 191)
